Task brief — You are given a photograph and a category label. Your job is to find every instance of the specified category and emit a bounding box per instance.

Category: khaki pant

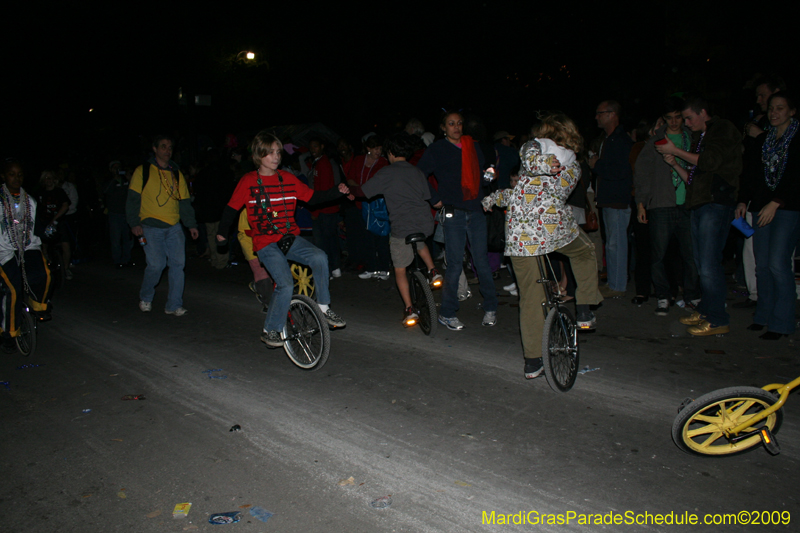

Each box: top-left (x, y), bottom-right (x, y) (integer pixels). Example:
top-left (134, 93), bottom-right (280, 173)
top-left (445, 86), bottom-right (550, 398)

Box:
top-left (511, 230), bottom-right (602, 359)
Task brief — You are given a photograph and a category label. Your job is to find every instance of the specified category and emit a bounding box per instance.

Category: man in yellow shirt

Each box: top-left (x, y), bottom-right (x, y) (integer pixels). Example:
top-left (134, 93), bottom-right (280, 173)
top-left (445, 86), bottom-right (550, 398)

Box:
top-left (126, 135), bottom-right (199, 316)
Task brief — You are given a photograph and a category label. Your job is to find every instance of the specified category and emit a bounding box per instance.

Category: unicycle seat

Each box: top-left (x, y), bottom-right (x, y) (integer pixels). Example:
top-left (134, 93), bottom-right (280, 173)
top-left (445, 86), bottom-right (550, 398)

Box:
top-left (405, 233), bottom-right (425, 245)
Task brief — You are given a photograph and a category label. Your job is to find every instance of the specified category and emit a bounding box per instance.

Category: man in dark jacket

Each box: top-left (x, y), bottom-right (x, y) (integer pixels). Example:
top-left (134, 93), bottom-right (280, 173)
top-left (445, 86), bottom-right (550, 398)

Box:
top-left (590, 100), bottom-right (633, 298)
top-left (656, 94), bottom-right (741, 336)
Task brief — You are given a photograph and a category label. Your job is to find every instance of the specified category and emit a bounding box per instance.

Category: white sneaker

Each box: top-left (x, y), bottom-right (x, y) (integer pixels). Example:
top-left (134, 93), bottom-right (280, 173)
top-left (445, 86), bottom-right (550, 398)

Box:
top-left (165, 307), bottom-right (187, 316)
top-left (358, 271), bottom-right (376, 279)
top-left (482, 311), bottom-right (497, 326)
top-left (331, 268), bottom-right (342, 278)
top-left (509, 289), bottom-right (518, 296)
top-left (139, 300), bottom-right (152, 312)
top-left (503, 282), bottom-right (517, 292)
top-left (376, 271), bottom-right (390, 280)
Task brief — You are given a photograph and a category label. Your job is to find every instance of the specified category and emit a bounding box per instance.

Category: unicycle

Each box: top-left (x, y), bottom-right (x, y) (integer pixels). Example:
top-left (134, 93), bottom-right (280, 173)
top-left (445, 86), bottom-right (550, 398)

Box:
top-left (404, 233), bottom-right (440, 336)
top-left (282, 294), bottom-right (330, 371)
top-left (537, 254), bottom-right (579, 392)
top-left (671, 375), bottom-right (800, 457)
top-left (16, 304), bottom-right (36, 356)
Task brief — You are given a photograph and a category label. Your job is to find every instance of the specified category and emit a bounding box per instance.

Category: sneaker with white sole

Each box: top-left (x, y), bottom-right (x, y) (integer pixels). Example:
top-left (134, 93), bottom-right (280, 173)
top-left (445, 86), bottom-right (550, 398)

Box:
top-left (139, 300), bottom-right (152, 312)
top-left (509, 288), bottom-right (518, 296)
top-left (482, 310), bottom-right (497, 326)
top-left (165, 307), bottom-right (187, 316)
top-left (358, 271), bottom-right (377, 279)
top-left (261, 330), bottom-right (284, 347)
top-left (576, 311), bottom-right (596, 331)
top-left (323, 308), bottom-right (346, 328)
top-left (376, 271), bottom-right (390, 280)
top-left (438, 315), bottom-right (464, 330)
top-left (457, 290), bottom-right (472, 302)
top-left (524, 358), bottom-right (544, 379)
top-left (503, 282), bottom-right (517, 292)
top-left (330, 268), bottom-right (342, 278)
top-left (655, 299), bottom-right (669, 316)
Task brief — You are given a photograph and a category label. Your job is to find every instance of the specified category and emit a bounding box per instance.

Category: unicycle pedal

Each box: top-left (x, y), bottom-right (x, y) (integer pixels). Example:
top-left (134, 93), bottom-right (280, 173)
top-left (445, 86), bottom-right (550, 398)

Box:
top-left (758, 428), bottom-right (781, 455)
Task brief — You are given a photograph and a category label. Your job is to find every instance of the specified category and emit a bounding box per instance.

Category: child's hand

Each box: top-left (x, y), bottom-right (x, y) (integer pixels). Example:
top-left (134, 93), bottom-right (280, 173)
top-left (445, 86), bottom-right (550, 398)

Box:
top-left (338, 183), bottom-right (350, 195)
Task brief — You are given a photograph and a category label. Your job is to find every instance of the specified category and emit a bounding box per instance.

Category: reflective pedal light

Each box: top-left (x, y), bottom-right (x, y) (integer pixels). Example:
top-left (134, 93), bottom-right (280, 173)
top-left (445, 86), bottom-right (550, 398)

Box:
top-left (761, 429), bottom-right (771, 443)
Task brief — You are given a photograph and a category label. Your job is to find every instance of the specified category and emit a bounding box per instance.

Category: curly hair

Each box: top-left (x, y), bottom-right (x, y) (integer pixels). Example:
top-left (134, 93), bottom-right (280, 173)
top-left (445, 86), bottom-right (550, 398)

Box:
top-left (531, 112), bottom-right (584, 154)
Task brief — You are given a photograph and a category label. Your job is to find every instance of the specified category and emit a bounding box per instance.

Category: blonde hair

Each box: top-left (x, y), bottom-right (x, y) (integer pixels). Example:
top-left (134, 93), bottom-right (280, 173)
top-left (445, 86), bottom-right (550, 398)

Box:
top-left (250, 130), bottom-right (283, 167)
top-left (531, 112), bottom-right (584, 155)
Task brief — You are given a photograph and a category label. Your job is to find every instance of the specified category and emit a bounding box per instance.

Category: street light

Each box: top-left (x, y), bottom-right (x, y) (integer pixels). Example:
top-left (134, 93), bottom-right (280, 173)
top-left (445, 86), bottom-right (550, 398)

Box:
top-left (236, 50), bottom-right (255, 61)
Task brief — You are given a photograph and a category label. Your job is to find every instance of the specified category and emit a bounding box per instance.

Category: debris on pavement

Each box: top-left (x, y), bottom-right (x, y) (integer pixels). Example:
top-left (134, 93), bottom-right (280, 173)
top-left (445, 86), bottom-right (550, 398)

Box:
top-left (208, 511), bottom-right (241, 524)
top-left (229, 424), bottom-right (241, 432)
top-left (370, 495), bottom-right (392, 509)
top-left (454, 480), bottom-right (472, 487)
top-left (578, 366), bottom-right (599, 375)
top-left (249, 507), bottom-right (274, 523)
top-left (146, 509), bottom-right (162, 518)
top-left (82, 409), bottom-right (92, 413)
top-left (117, 490), bottom-right (126, 499)
top-left (202, 369), bottom-right (227, 380)
top-left (16, 363), bottom-right (44, 369)
top-left (173, 502), bottom-right (192, 518)
top-left (337, 476), bottom-right (355, 486)
top-left (121, 394), bottom-right (146, 400)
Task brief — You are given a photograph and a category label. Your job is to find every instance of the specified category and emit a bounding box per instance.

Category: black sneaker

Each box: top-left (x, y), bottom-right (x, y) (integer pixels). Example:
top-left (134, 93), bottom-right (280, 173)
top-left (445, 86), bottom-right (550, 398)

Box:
top-left (260, 330), bottom-right (284, 348)
top-left (524, 358), bottom-right (544, 379)
top-left (322, 308), bottom-right (346, 328)
top-left (655, 299), bottom-right (669, 316)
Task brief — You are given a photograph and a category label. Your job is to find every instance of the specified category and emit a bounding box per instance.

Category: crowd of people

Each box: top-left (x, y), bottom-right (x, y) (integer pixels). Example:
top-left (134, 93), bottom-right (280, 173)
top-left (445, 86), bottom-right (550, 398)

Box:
top-left (3, 75), bottom-right (798, 377)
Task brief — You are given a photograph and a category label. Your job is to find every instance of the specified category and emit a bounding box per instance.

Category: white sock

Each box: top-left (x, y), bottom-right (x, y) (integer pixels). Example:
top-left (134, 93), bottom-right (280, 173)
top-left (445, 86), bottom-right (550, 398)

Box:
top-left (318, 304), bottom-right (329, 313)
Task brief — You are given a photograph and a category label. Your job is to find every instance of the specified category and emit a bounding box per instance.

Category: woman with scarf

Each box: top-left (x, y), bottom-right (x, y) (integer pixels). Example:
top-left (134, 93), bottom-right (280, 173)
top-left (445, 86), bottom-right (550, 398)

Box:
top-left (418, 111), bottom-right (498, 330)
top-left (0, 160), bottom-right (51, 352)
top-left (735, 91), bottom-right (800, 340)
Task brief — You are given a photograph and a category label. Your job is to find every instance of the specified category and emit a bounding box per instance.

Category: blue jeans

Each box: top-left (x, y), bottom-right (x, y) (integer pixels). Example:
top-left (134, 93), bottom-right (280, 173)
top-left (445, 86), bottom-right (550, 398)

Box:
top-left (441, 209), bottom-right (497, 317)
top-left (602, 207), bottom-right (631, 292)
top-left (140, 224), bottom-right (186, 312)
top-left (648, 206), bottom-right (699, 300)
top-left (752, 209), bottom-right (800, 334)
top-left (691, 203), bottom-right (734, 326)
top-left (257, 236), bottom-right (330, 333)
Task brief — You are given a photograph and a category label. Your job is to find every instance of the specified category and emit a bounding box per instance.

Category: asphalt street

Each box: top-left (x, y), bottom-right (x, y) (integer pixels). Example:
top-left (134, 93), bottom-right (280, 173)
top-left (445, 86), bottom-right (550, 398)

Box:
top-left (2, 248), bottom-right (799, 532)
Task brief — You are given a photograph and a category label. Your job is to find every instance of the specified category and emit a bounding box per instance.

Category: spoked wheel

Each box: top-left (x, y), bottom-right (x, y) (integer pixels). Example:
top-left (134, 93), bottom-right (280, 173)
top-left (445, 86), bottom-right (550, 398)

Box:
top-left (541, 306), bottom-right (579, 392)
top-left (290, 262), bottom-right (315, 300)
top-left (671, 387), bottom-right (783, 457)
top-left (282, 295), bottom-right (330, 371)
top-left (16, 308), bottom-right (36, 357)
top-left (411, 271), bottom-right (437, 337)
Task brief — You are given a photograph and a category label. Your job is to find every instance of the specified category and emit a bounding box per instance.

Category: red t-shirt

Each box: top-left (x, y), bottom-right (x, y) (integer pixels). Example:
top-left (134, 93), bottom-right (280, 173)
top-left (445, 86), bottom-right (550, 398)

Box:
top-left (226, 170), bottom-right (314, 252)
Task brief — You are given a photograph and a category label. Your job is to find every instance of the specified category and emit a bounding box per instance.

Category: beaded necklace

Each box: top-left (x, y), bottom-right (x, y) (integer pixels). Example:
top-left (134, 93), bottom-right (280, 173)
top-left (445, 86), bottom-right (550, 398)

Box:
top-left (255, 171), bottom-right (292, 236)
top-left (762, 118), bottom-right (798, 191)
top-left (685, 132), bottom-right (706, 185)
top-left (1, 184), bottom-right (35, 295)
top-left (155, 166), bottom-right (182, 207)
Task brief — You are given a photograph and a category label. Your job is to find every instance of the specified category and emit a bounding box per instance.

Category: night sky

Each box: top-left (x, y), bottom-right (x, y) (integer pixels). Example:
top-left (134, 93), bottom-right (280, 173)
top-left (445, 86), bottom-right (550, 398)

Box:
top-left (3, 2), bottom-right (793, 168)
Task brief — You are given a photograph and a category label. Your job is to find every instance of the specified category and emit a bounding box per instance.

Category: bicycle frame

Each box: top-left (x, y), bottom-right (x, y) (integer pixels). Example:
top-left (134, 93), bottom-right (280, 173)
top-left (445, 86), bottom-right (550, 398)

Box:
top-left (726, 376), bottom-right (800, 437)
top-left (536, 254), bottom-right (567, 316)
